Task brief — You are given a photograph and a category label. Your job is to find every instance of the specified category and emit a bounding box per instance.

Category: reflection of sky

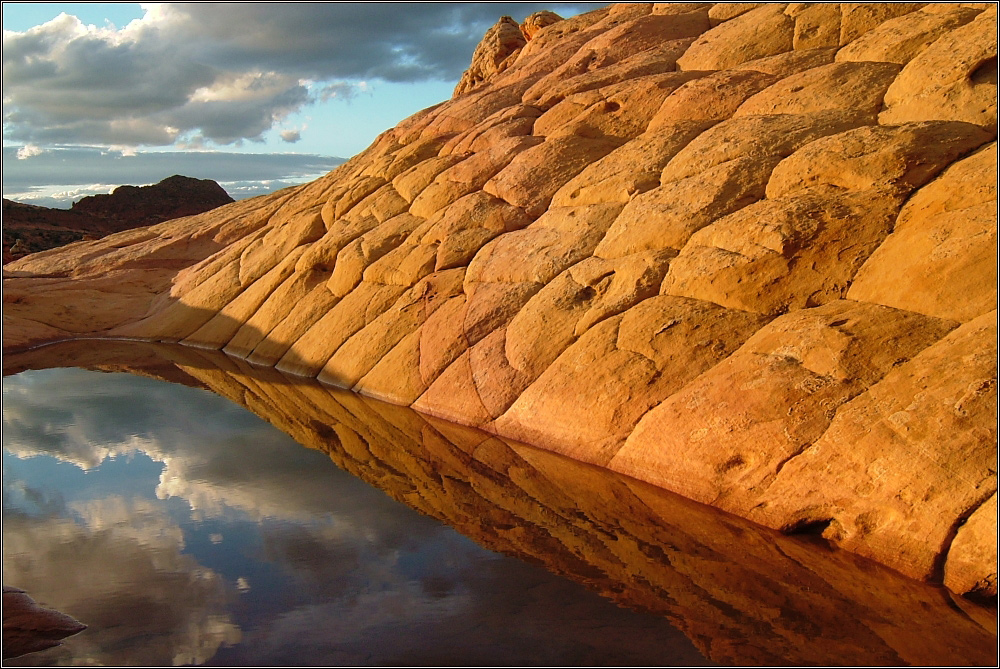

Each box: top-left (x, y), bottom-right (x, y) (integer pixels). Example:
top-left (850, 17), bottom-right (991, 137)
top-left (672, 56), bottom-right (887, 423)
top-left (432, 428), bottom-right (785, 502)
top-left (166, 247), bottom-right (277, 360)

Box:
top-left (2, 368), bottom-right (710, 667)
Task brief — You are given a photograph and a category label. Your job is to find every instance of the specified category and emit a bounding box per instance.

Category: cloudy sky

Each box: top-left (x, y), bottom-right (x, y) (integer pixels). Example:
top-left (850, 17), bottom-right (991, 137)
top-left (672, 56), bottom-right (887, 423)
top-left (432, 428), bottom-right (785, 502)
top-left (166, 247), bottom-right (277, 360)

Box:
top-left (2, 3), bottom-right (600, 207)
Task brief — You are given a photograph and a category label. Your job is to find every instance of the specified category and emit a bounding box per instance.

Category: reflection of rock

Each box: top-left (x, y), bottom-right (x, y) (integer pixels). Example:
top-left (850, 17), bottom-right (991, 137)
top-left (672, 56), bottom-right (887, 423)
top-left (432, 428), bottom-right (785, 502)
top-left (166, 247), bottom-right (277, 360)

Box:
top-left (3, 355), bottom-right (710, 667)
top-left (2, 366), bottom-right (407, 526)
top-left (6, 341), bottom-right (995, 667)
top-left (2, 586), bottom-right (86, 659)
top-left (3, 3), bottom-right (997, 597)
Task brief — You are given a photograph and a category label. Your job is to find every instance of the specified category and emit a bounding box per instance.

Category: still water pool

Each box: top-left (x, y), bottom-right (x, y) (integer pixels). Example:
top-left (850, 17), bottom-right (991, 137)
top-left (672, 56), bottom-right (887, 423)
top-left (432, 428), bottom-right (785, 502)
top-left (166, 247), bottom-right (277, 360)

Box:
top-left (2, 348), bottom-right (996, 667)
top-left (2, 367), bottom-right (710, 666)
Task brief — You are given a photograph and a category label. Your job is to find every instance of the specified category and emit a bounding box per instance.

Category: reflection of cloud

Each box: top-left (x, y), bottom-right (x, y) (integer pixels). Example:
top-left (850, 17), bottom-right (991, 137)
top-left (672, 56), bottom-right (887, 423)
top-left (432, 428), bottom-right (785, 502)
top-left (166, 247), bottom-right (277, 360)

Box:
top-left (2, 496), bottom-right (240, 666)
top-left (154, 445), bottom-right (347, 522)
top-left (261, 587), bottom-right (469, 655)
top-left (3, 479), bottom-right (69, 517)
top-left (2, 366), bottom-right (499, 662)
top-left (3, 366), bottom-right (714, 666)
top-left (2, 368), bottom-right (255, 471)
top-left (2, 368), bottom-right (440, 532)
top-left (226, 526), bottom-right (708, 667)
top-left (3, 432), bottom-right (149, 471)
top-left (69, 495), bottom-right (185, 548)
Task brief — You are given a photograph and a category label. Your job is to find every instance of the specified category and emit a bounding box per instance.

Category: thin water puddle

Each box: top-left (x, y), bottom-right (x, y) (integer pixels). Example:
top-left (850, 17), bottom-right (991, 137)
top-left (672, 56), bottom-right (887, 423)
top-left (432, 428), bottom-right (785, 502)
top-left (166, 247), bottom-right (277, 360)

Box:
top-left (1, 341), bottom-right (996, 666)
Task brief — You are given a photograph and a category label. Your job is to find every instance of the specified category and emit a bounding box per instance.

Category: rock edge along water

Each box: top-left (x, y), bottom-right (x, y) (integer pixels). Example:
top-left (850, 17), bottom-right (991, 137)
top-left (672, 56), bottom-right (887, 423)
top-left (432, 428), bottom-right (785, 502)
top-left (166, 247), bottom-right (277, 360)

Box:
top-left (3, 3), bottom-right (997, 599)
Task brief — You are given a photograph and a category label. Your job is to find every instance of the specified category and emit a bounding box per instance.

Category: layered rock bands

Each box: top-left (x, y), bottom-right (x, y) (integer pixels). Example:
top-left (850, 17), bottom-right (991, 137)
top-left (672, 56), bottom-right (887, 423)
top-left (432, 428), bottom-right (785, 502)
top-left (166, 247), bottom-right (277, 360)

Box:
top-left (4, 3), bottom-right (997, 599)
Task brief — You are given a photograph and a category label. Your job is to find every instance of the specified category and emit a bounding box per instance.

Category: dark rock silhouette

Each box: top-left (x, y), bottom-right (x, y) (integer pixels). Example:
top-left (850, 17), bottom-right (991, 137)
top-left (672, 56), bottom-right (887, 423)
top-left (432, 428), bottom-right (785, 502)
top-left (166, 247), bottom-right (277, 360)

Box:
top-left (3, 175), bottom-right (233, 263)
top-left (69, 175), bottom-right (234, 229)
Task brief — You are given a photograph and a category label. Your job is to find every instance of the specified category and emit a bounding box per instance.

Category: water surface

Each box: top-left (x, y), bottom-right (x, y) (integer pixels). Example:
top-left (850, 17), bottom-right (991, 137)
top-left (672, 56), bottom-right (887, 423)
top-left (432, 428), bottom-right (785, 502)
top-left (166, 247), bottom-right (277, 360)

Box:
top-left (2, 342), bottom-right (996, 666)
top-left (3, 367), bottom-right (711, 666)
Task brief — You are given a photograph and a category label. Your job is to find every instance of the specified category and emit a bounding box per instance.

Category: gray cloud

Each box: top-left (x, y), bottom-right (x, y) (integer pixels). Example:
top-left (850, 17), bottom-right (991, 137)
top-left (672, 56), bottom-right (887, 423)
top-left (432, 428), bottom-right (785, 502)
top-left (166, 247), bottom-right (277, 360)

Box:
top-left (3, 4), bottom-right (603, 148)
top-left (145, 3), bottom-right (603, 81)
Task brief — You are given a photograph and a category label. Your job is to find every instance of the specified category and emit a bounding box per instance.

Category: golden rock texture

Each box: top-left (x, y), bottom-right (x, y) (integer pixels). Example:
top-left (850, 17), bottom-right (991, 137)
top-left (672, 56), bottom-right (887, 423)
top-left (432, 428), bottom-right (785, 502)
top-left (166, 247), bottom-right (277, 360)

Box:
top-left (3, 3), bottom-right (997, 597)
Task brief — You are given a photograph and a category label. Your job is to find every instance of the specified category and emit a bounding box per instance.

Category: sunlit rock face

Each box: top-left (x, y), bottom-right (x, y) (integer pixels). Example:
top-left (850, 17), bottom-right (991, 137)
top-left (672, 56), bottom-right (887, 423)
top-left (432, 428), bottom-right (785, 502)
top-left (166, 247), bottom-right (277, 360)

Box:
top-left (3, 3), bottom-right (997, 596)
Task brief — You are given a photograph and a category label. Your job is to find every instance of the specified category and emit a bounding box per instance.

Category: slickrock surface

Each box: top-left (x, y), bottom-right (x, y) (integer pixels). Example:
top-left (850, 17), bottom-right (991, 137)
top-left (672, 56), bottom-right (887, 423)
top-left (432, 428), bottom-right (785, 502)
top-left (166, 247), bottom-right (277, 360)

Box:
top-left (3, 3), bottom-right (997, 598)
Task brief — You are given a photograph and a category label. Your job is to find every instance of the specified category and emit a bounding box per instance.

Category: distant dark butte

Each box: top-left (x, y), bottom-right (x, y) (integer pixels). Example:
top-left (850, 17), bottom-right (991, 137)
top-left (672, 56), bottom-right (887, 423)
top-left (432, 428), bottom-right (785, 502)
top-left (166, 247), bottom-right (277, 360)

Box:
top-left (2, 176), bottom-right (234, 263)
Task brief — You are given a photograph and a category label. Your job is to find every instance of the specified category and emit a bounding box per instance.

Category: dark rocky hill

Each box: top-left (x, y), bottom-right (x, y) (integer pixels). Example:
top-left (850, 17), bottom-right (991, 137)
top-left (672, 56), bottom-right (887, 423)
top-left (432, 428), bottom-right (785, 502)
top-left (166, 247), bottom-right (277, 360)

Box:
top-left (3, 175), bottom-right (233, 263)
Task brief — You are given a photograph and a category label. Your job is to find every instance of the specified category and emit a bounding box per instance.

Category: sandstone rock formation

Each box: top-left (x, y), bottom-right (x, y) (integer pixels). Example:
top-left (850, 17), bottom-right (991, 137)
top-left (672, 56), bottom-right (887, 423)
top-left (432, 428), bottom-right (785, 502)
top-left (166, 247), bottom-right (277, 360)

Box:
top-left (3, 3), bottom-right (997, 599)
top-left (3, 176), bottom-right (233, 263)
top-left (69, 175), bottom-right (234, 228)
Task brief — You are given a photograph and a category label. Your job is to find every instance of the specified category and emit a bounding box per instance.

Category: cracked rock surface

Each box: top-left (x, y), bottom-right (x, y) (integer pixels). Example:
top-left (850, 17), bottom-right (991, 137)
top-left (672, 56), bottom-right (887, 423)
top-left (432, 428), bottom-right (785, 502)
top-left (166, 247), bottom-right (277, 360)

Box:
top-left (4, 2), bottom-right (996, 598)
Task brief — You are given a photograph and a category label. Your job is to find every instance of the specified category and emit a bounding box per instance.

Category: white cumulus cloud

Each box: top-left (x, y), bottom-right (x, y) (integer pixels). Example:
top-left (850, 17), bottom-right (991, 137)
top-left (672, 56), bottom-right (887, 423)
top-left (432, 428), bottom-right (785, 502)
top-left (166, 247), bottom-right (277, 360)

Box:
top-left (16, 144), bottom-right (45, 159)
